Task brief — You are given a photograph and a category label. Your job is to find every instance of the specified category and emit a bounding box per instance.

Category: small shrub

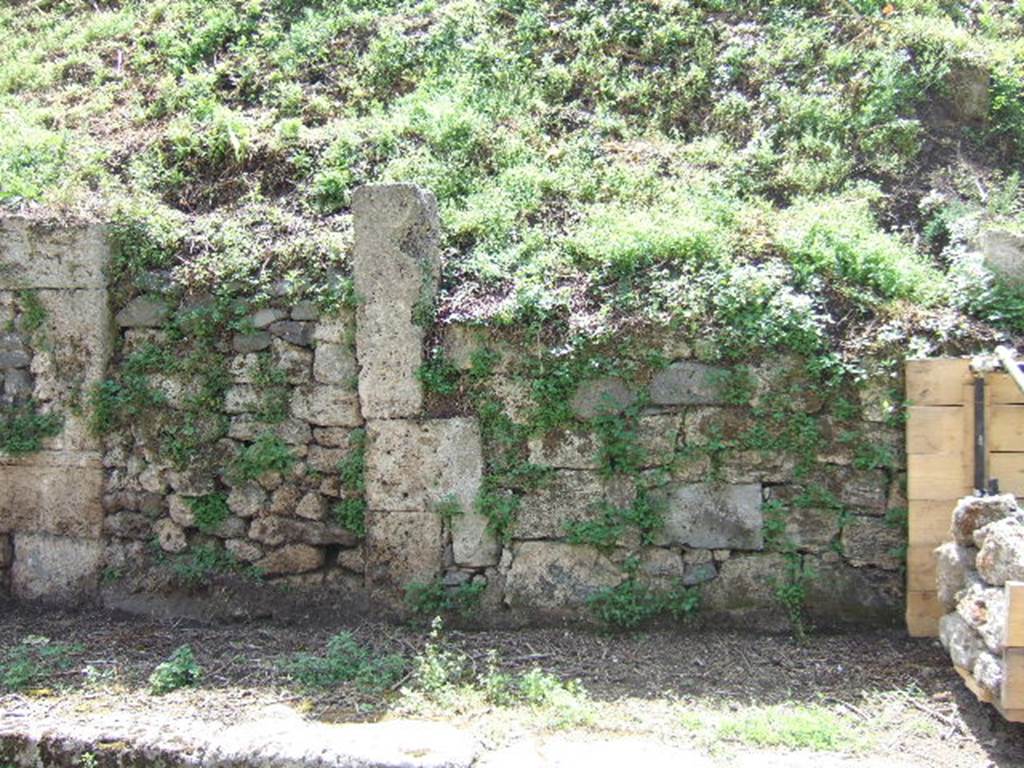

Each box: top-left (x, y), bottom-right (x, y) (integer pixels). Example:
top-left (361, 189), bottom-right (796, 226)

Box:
top-left (332, 496), bottom-right (367, 537)
top-left (588, 559), bottom-right (700, 629)
top-left (717, 703), bottom-right (860, 751)
top-left (149, 645), bottom-right (202, 695)
top-left (189, 493), bottom-right (229, 534)
top-left (0, 638), bottom-right (82, 692)
top-left (284, 633), bottom-right (406, 692)
top-left (337, 428), bottom-right (366, 493)
top-left (416, 352), bottom-right (460, 395)
top-left (405, 578), bottom-right (486, 617)
top-left (0, 401), bottom-right (62, 455)
top-left (229, 432), bottom-right (294, 482)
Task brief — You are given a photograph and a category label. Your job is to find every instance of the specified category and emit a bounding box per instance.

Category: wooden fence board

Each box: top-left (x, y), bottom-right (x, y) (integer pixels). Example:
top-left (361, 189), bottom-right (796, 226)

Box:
top-left (907, 453), bottom-right (972, 501)
top-left (907, 406), bottom-right (966, 455)
top-left (908, 499), bottom-right (955, 546)
top-left (1007, 582), bottom-right (1024, 649)
top-left (989, 372), bottom-right (1024, 405)
top-left (1002, 649), bottom-right (1024, 711)
top-left (990, 405), bottom-right (1024, 452)
top-left (906, 359), bottom-right (971, 405)
top-left (989, 453), bottom-right (1024, 496)
top-left (906, 591), bottom-right (941, 638)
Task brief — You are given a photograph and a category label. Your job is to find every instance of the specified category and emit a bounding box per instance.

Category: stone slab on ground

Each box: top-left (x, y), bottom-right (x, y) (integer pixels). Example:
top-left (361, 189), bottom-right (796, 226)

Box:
top-left (0, 706), bottom-right (477, 768)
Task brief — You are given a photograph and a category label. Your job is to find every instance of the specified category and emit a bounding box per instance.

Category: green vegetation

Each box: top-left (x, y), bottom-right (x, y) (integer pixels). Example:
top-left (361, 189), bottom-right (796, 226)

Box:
top-left (0, 400), bottom-right (62, 455)
top-left (229, 431), bottom-right (294, 482)
top-left (189, 493), bottom-right (230, 534)
top-left (405, 578), bottom-right (486, 617)
top-left (283, 632), bottom-right (406, 691)
top-left (716, 703), bottom-right (863, 751)
top-left (148, 645), bottom-right (202, 695)
top-left (588, 557), bottom-right (700, 629)
top-left (0, 637), bottom-right (82, 692)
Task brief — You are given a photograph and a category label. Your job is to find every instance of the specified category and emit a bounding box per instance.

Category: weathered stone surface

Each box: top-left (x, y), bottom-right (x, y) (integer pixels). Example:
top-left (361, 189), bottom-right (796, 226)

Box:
top-left (452, 508), bottom-right (500, 568)
top-left (337, 545), bottom-right (365, 573)
top-left (973, 651), bottom-right (1004, 698)
top-left (637, 548), bottom-right (684, 590)
top-left (314, 342), bottom-right (357, 385)
top-left (935, 541), bottom-right (975, 611)
top-left (0, 533), bottom-right (10, 568)
top-left (227, 483), bottom-right (266, 518)
top-left (103, 512), bottom-right (152, 540)
top-left (290, 385), bottom-right (361, 427)
top-left (295, 492), bottom-right (326, 521)
top-left (441, 324), bottom-right (488, 369)
top-left (272, 338), bottom-right (313, 384)
top-left (291, 300), bottom-right (319, 321)
top-left (504, 542), bottom-right (620, 613)
top-left (366, 510), bottom-right (443, 594)
top-left (653, 483), bottom-right (762, 550)
top-left (0, 218), bottom-right (109, 289)
top-left (167, 494), bottom-right (195, 527)
top-left (232, 331), bottom-right (272, 353)
top-left (115, 295), bottom-right (168, 328)
top-left (0, 333), bottom-right (29, 368)
top-left (953, 494), bottom-right (1020, 545)
top-left (980, 229), bottom-right (1024, 287)
top-left (225, 538), bottom-right (263, 563)
top-left (528, 429), bottom-right (600, 469)
top-left (312, 312), bottom-right (354, 344)
top-left (251, 307), bottom-right (287, 328)
top-left (766, 487), bottom-right (839, 552)
top-left (975, 517), bottom-right (1024, 586)
top-left (948, 63), bottom-right (990, 123)
top-left (956, 579), bottom-right (1007, 654)
top-left (353, 183), bottom-right (440, 419)
top-left (248, 516), bottom-right (358, 548)
top-left (269, 484), bottom-right (302, 516)
top-left (225, 385), bottom-right (259, 413)
top-left (803, 552), bottom-right (902, 625)
top-left (11, 533), bottom-right (103, 602)
top-left (570, 377), bottom-right (636, 420)
top-left (649, 361), bottom-right (725, 405)
top-left (4, 368), bottom-right (31, 398)
top-left (0, 452), bottom-right (104, 538)
top-left (478, 736), bottom-right (712, 768)
top-left (366, 418), bottom-right (482, 511)
top-left (256, 544), bottom-right (325, 575)
top-left (313, 427), bottom-right (352, 447)
top-left (268, 320), bottom-right (313, 346)
top-left (939, 612), bottom-right (985, 671)
top-left (154, 518), bottom-right (187, 553)
top-left (701, 553), bottom-right (789, 614)
top-left (840, 516), bottom-right (903, 570)
top-left (829, 469), bottom-right (888, 512)
top-left (229, 416), bottom-right (312, 445)
top-left (516, 471), bottom-right (633, 540)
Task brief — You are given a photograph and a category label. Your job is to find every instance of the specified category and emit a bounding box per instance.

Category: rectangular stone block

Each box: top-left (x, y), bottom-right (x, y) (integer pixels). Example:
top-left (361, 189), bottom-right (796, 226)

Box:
top-left (515, 470), bottom-right (634, 540)
top-left (365, 510), bottom-right (443, 596)
top-left (11, 532), bottom-right (103, 602)
top-left (290, 385), bottom-right (361, 426)
top-left (352, 184), bottom-right (439, 419)
top-left (653, 482), bottom-right (763, 550)
top-left (0, 451), bottom-right (104, 537)
top-left (365, 417), bottom-right (482, 511)
top-left (0, 218), bottom-right (109, 289)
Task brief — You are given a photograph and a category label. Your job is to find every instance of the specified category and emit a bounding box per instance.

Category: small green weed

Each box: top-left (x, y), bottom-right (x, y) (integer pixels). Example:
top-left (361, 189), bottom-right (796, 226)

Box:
top-left (332, 497), bottom-right (367, 537)
top-left (189, 493), bottom-right (229, 534)
top-left (588, 558), bottom-right (700, 629)
top-left (0, 401), bottom-right (62, 455)
top-left (229, 432), bottom-right (294, 482)
top-left (148, 645), bottom-right (202, 695)
top-left (417, 351), bottom-right (460, 395)
top-left (405, 579), bottom-right (486, 618)
top-left (717, 703), bottom-right (862, 751)
top-left (283, 633), bottom-right (406, 692)
top-left (0, 637), bottom-right (82, 691)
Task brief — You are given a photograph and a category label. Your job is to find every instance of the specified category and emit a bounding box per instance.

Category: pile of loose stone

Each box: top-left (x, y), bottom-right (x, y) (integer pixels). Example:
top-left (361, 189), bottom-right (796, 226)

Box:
top-left (937, 494), bottom-right (1024, 697)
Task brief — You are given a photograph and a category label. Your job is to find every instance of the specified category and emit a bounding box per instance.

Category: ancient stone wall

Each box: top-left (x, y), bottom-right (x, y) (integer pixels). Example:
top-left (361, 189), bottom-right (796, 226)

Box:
top-left (0, 186), bottom-right (907, 628)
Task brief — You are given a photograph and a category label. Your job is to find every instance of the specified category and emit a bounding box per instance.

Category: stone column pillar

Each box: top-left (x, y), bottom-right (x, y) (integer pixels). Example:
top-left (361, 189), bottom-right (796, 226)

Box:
top-left (352, 184), bottom-right (489, 603)
top-left (0, 218), bottom-right (111, 602)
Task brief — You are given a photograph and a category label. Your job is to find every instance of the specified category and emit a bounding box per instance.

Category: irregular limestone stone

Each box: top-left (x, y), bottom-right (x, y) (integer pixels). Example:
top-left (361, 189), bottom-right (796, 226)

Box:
top-left (957, 579), bottom-right (1007, 654)
top-left (352, 184), bottom-right (440, 419)
top-left (248, 515), bottom-right (358, 548)
top-left (256, 544), bottom-right (324, 576)
top-left (701, 553), bottom-right (789, 613)
top-left (365, 510), bottom-right (443, 595)
top-left (939, 612), bottom-right (985, 671)
top-left (312, 311), bottom-right (354, 344)
top-left (504, 541), bottom-right (620, 613)
top-left (975, 517), bottom-right (1024, 585)
top-left (268, 320), bottom-right (313, 346)
top-left (803, 551), bottom-right (902, 625)
top-left (103, 512), bottom-right (152, 540)
top-left (516, 470), bottom-right (633, 540)
top-left (227, 483), bottom-right (266, 518)
top-left (452, 508), bottom-right (500, 568)
top-left (225, 538), bottom-right (263, 563)
top-left (313, 427), bottom-right (352, 447)
top-left (653, 482), bottom-right (763, 550)
top-left (11, 533), bottom-right (103, 602)
top-left (115, 295), bottom-right (169, 328)
top-left (840, 516), bottom-right (904, 570)
top-left (291, 300), bottom-right (319, 321)
top-left (229, 416), bottom-right (312, 445)
top-left (154, 518), bottom-right (187, 553)
top-left (272, 338), bottom-right (313, 384)
top-left (981, 229), bottom-right (1024, 287)
top-left (337, 545), bottom-right (365, 574)
top-left (570, 377), bottom-right (636, 420)
top-left (973, 651), bottom-right (1004, 698)
top-left (251, 307), bottom-right (287, 328)
top-left (232, 331), bottom-right (272, 353)
top-left (295, 492), bottom-right (326, 521)
top-left (527, 428), bottom-right (600, 469)
top-left (290, 385), bottom-right (361, 427)
top-left (948, 63), bottom-right (990, 123)
top-left (637, 548), bottom-right (685, 590)
top-left (952, 494), bottom-right (1021, 545)
top-left (935, 541), bottom-right (976, 612)
top-left (307, 445), bottom-right (346, 473)
top-left (269, 484), bottom-right (302, 516)
top-left (366, 417), bottom-right (482, 512)
top-left (649, 361), bottom-right (726, 405)
top-left (314, 342), bottom-right (357, 385)
top-left (225, 385), bottom-right (260, 414)
top-left (167, 494), bottom-right (195, 527)
top-left (766, 487), bottom-right (838, 552)
top-left (4, 368), bottom-right (31, 398)
top-left (0, 332), bottom-right (29, 368)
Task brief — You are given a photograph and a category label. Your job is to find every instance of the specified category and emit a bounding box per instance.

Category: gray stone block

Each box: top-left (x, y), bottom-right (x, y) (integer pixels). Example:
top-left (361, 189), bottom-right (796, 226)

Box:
top-left (352, 184), bottom-right (440, 419)
top-left (654, 482), bottom-right (763, 550)
top-left (250, 307), bottom-right (287, 328)
top-left (840, 515), bottom-right (904, 570)
top-left (516, 470), bottom-right (634, 540)
top-left (4, 368), bottom-right (31, 398)
top-left (803, 551), bottom-right (902, 625)
top-left (366, 510), bottom-right (443, 595)
top-left (291, 300), bottom-right (319, 321)
top-left (935, 541), bottom-right (975, 612)
top-left (11, 533), bottom-right (102, 602)
top-left (269, 320), bottom-right (313, 346)
top-left (115, 295), bottom-right (169, 328)
top-left (290, 385), bottom-right (361, 426)
top-left (570, 377), bottom-right (636, 419)
top-left (504, 541), bottom-right (620, 612)
top-left (649, 361), bottom-right (726, 405)
top-left (0, 218), bottom-right (109, 289)
top-left (232, 331), bottom-right (272, 353)
top-left (314, 342), bottom-right (357, 385)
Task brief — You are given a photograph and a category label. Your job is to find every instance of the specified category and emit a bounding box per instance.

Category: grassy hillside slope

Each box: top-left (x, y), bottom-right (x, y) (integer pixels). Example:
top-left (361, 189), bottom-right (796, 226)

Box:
top-left (2, 0), bottom-right (1024, 376)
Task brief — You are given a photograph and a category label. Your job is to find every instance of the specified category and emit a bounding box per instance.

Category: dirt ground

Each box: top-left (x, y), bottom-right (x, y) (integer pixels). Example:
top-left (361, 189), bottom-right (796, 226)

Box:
top-left (1, 603), bottom-right (1022, 768)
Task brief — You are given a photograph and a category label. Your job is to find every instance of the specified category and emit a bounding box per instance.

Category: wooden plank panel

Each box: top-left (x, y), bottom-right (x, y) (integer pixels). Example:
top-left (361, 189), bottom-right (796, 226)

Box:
top-left (1002, 649), bottom-right (1024, 711)
top-left (907, 406), bottom-right (965, 454)
top-left (907, 454), bottom-right (971, 501)
top-left (908, 545), bottom-right (939, 591)
top-left (1007, 582), bottom-right (1024, 649)
top-left (906, 359), bottom-right (971, 406)
top-left (989, 372), bottom-right (1024, 404)
top-left (989, 453), bottom-right (1024, 496)
top-left (990, 405), bottom-right (1024, 452)
top-left (906, 591), bottom-right (941, 637)
top-left (908, 499), bottom-right (955, 546)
